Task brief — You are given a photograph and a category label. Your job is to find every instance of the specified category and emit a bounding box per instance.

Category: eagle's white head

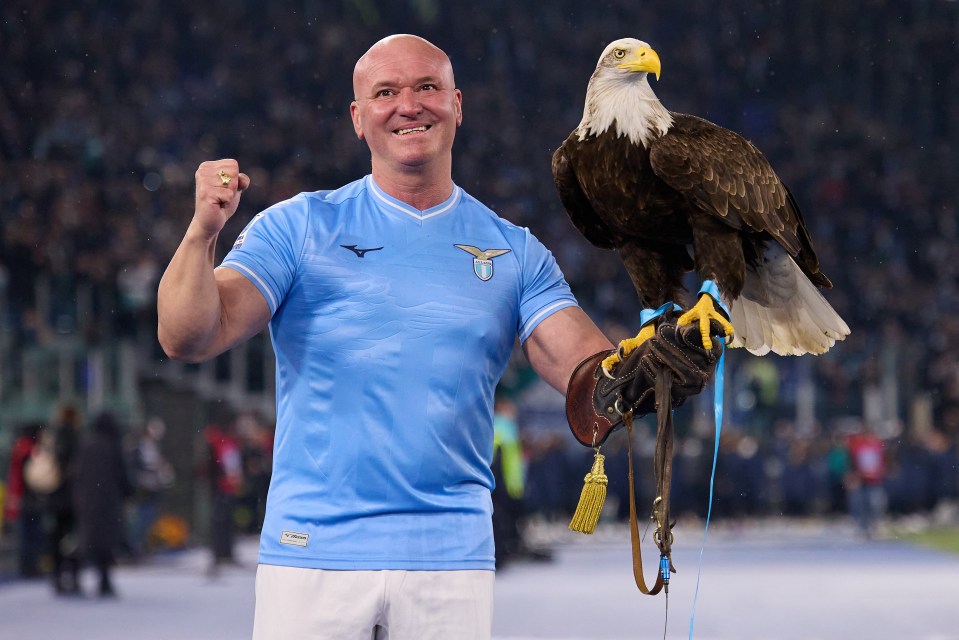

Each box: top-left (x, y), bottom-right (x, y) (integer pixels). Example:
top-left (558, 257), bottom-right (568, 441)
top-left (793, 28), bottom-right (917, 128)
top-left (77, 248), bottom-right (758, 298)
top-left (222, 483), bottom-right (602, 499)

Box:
top-left (575, 38), bottom-right (673, 148)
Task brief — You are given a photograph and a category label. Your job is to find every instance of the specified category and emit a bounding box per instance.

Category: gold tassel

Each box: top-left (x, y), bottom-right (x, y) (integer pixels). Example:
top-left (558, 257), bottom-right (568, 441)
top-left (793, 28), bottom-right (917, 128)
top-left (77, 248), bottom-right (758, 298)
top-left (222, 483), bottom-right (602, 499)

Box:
top-left (569, 451), bottom-right (608, 534)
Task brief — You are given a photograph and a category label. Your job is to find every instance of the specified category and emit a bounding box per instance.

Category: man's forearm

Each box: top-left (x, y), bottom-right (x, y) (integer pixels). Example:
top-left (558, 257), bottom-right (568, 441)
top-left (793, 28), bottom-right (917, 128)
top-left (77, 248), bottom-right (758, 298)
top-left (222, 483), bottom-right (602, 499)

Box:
top-left (157, 225), bottom-right (224, 362)
top-left (523, 307), bottom-right (614, 395)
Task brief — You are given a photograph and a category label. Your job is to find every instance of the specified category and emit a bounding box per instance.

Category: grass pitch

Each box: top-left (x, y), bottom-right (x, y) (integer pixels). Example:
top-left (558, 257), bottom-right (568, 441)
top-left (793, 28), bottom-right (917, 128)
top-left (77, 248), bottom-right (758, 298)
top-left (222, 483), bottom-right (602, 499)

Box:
top-left (901, 527), bottom-right (959, 554)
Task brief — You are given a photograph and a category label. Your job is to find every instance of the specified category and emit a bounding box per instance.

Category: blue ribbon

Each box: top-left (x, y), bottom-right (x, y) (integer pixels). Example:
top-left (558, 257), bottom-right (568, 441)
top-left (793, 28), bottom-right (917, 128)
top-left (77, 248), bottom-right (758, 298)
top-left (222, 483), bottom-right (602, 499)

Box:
top-left (639, 301), bottom-right (683, 327)
top-left (697, 279), bottom-right (730, 317)
top-left (688, 341), bottom-right (725, 640)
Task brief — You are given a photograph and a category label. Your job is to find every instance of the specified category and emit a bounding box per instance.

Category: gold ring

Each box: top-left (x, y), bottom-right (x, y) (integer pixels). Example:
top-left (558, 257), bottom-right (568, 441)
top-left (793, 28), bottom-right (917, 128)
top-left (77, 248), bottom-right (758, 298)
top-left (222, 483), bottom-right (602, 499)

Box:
top-left (217, 170), bottom-right (232, 186)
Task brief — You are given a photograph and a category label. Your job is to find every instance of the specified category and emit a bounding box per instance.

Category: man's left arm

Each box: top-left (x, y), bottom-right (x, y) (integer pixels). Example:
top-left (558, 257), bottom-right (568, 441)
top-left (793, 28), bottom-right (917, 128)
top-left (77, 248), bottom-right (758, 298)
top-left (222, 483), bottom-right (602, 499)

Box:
top-left (522, 306), bottom-right (613, 394)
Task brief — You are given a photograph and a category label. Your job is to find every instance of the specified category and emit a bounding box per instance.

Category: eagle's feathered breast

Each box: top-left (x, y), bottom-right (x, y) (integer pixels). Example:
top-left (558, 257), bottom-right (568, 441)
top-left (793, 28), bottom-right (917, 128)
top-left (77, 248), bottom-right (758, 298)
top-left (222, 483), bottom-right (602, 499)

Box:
top-left (558, 127), bottom-right (694, 246)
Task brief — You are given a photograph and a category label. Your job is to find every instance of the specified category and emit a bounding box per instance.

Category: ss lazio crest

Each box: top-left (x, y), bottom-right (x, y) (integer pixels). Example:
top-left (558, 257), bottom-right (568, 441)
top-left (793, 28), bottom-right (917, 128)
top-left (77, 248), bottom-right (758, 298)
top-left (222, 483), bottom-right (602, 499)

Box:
top-left (454, 244), bottom-right (511, 281)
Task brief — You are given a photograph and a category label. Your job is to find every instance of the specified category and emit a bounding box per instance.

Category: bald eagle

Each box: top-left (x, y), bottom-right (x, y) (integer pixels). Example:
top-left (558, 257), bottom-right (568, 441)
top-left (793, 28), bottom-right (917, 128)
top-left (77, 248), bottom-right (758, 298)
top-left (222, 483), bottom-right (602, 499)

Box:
top-left (553, 38), bottom-right (849, 361)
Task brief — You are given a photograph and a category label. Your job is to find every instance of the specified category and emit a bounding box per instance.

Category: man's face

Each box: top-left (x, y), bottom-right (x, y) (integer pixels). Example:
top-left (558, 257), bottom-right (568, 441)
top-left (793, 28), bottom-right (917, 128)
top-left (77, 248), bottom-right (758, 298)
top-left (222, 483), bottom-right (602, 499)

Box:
top-left (350, 37), bottom-right (463, 173)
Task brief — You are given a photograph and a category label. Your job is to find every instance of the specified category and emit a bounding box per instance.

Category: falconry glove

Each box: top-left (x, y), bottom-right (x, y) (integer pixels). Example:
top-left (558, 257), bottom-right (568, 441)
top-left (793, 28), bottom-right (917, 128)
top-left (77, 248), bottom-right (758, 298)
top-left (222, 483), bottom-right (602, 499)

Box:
top-left (566, 314), bottom-right (724, 448)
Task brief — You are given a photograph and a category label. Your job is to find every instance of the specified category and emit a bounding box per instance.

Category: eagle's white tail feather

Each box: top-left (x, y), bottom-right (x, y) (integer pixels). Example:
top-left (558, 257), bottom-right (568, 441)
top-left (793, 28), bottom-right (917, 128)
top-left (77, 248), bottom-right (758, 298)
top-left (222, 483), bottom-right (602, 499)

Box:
top-left (756, 302), bottom-right (775, 355)
top-left (725, 249), bottom-right (850, 356)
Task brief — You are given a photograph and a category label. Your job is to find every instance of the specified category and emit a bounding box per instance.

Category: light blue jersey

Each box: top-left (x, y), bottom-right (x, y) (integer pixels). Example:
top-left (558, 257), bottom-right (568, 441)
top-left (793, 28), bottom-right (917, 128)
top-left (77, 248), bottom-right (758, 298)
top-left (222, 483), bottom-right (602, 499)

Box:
top-left (221, 176), bottom-right (578, 570)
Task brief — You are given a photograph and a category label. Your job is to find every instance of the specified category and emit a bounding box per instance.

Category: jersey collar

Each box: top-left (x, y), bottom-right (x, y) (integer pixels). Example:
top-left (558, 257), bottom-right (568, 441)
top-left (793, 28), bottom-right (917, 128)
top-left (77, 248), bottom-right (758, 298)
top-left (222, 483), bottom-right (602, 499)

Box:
top-left (366, 175), bottom-right (461, 222)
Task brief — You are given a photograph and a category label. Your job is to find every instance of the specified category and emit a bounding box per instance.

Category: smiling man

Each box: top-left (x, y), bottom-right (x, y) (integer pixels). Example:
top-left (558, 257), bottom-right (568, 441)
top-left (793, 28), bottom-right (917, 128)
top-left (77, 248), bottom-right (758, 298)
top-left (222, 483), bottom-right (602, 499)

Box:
top-left (157, 34), bottom-right (718, 640)
top-left (350, 36), bottom-right (463, 205)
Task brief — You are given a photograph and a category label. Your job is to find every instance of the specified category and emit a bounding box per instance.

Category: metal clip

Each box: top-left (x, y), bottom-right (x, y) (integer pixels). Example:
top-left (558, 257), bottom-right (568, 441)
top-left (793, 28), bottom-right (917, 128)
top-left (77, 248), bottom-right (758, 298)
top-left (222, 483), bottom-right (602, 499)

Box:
top-left (614, 396), bottom-right (627, 417)
top-left (659, 554), bottom-right (671, 584)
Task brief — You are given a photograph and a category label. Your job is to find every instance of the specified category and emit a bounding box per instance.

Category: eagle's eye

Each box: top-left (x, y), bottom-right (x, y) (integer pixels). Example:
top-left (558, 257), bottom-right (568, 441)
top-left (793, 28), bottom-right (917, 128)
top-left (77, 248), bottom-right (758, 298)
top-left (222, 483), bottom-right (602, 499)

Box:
top-left (613, 48), bottom-right (626, 59)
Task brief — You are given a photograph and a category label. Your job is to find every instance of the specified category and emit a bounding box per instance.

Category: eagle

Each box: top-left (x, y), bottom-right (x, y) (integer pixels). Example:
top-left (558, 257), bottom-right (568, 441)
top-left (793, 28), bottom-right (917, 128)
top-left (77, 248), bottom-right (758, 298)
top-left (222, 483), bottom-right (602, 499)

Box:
top-left (552, 38), bottom-right (849, 366)
top-left (454, 245), bottom-right (512, 261)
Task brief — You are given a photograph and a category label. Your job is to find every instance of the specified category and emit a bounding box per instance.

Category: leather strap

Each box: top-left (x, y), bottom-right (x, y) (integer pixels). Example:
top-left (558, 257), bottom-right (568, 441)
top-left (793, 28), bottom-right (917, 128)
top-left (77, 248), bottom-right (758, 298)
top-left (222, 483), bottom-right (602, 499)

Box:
top-left (626, 366), bottom-right (676, 596)
top-left (626, 409), bottom-right (664, 595)
top-left (652, 368), bottom-right (675, 563)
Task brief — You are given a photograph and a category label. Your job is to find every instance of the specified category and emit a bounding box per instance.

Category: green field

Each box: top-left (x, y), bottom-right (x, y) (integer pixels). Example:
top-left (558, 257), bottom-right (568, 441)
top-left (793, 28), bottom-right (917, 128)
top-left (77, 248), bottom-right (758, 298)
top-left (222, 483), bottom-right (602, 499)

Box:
top-left (900, 527), bottom-right (959, 554)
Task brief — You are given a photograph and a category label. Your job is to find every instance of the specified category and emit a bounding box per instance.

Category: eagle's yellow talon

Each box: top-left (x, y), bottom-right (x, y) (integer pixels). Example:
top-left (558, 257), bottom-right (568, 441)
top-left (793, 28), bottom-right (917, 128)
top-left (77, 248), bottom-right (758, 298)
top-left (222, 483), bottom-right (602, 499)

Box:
top-left (601, 352), bottom-right (621, 374)
top-left (699, 323), bottom-right (714, 351)
top-left (677, 295), bottom-right (735, 351)
top-left (601, 323), bottom-right (656, 376)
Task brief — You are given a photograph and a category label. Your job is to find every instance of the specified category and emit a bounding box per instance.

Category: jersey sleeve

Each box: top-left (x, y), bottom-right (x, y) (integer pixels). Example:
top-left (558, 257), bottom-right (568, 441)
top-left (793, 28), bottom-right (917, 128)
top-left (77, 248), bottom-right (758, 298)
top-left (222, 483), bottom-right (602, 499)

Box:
top-left (219, 193), bottom-right (310, 315)
top-left (516, 229), bottom-right (579, 343)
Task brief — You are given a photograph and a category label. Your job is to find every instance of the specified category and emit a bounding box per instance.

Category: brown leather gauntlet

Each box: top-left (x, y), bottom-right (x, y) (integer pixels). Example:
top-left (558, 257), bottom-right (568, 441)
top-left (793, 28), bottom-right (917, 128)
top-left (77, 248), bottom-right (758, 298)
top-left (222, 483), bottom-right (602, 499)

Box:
top-left (565, 317), bottom-right (723, 447)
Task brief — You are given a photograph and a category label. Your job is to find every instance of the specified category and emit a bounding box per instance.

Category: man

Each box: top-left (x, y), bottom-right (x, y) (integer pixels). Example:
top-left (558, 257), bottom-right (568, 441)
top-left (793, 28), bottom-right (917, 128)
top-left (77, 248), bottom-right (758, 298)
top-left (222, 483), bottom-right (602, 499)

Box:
top-left (158, 34), bottom-right (717, 640)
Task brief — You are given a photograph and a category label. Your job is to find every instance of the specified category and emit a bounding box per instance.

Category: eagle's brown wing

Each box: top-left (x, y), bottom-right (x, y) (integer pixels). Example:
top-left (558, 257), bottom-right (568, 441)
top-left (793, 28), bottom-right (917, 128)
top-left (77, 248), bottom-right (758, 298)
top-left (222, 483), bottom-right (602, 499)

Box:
top-left (552, 140), bottom-right (616, 250)
top-left (649, 114), bottom-right (829, 287)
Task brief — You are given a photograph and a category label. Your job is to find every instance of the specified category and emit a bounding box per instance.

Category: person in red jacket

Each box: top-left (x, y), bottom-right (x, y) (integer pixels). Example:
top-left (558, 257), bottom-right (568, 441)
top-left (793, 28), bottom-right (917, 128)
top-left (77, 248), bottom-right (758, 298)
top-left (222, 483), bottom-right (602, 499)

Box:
top-left (845, 427), bottom-right (886, 538)
top-left (203, 419), bottom-right (244, 575)
top-left (4, 423), bottom-right (44, 578)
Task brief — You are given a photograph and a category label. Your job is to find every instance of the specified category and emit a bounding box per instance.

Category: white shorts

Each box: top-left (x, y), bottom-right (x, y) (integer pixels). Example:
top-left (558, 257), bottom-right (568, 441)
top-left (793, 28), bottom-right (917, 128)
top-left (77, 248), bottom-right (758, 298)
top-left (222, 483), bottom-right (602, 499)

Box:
top-left (252, 564), bottom-right (494, 640)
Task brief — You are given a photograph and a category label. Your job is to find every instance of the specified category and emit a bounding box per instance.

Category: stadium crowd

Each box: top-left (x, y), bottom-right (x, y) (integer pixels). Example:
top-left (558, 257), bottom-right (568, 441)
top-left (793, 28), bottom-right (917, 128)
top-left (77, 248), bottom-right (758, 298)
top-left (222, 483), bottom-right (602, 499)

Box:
top-left (1, 0), bottom-right (957, 521)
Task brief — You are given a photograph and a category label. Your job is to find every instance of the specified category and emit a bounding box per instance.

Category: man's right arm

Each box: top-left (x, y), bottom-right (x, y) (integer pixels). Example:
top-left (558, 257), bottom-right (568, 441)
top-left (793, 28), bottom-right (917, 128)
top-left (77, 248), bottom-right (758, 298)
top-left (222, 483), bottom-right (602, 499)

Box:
top-left (157, 160), bottom-right (270, 362)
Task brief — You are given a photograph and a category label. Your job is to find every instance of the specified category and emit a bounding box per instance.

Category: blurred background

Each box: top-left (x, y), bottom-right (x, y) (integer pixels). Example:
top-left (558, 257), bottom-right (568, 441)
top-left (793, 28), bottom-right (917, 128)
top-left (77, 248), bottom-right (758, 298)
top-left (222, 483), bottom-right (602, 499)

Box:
top-left (1, 0), bottom-right (957, 587)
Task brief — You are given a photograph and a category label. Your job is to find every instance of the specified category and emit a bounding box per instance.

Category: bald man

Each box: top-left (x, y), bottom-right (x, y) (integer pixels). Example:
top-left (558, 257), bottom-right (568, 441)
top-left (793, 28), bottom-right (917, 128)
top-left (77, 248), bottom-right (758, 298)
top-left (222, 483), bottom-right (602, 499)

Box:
top-left (158, 34), bottom-right (715, 639)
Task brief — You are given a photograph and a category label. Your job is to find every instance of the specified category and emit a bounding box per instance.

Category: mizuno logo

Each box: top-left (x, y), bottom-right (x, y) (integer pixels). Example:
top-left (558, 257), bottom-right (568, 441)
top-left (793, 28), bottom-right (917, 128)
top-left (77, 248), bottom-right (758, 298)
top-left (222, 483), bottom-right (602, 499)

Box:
top-left (341, 244), bottom-right (384, 258)
top-left (454, 244), bottom-right (511, 281)
top-left (280, 530), bottom-right (310, 547)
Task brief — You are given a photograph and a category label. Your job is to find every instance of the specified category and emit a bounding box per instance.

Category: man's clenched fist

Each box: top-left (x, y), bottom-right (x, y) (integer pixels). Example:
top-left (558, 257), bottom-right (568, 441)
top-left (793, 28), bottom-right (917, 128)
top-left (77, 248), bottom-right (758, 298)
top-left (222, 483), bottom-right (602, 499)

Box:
top-left (192, 159), bottom-right (252, 239)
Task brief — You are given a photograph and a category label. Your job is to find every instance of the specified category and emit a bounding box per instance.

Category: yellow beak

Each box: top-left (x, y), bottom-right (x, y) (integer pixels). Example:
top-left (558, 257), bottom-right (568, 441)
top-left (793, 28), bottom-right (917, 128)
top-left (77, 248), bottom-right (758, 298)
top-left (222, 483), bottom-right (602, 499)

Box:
top-left (617, 45), bottom-right (661, 80)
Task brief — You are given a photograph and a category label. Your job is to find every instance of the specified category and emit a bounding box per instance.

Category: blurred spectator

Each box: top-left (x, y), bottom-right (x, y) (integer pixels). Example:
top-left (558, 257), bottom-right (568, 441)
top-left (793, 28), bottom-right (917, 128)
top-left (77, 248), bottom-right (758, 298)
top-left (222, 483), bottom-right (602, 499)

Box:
top-left (921, 429), bottom-right (958, 513)
top-left (491, 396), bottom-right (523, 565)
top-left (490, 395), bottom-right (553, 567)
top-left (845, 426), bottom-right (887, 537)
top-left (716, 432), bottom-right (767, 519)
top-left (129, 416), bottom-right (175, 559)
top-left (202, 418), bottom-right (244, 575)
top-left (46, 404), bottom-right (82, 595)
top-left (74, 412), bottom-right (133, 597)
top-left (524, 432), bottom-right (577, 523)
top-left (235, 412), bottom-right (272, 535)
top-left (824, 432), bottom-right (850, 514)
top-left (4, 423), bottom-right (44, 578)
